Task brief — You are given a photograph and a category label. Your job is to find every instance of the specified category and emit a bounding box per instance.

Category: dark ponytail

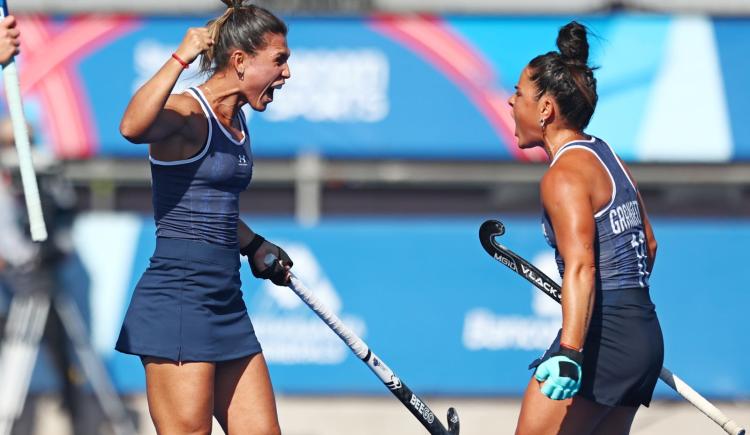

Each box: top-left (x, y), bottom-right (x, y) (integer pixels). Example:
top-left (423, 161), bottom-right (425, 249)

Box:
top-left (200, 1), bottom-right (288, 74)
top-left (528, 21), bottom-right (598, 130)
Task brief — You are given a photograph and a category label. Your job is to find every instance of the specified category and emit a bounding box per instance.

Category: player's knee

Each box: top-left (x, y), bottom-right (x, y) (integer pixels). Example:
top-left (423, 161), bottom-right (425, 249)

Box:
top-left (182, 422), bottom-right (213, 435)
top-left (167, 412), bottom-right (212, 435)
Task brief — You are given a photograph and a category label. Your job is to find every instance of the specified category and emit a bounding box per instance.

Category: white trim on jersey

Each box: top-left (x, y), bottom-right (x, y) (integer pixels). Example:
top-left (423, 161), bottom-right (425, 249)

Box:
top-left (550, 143), bottom-right (617, 218)
top-left (192, 87), bottom-right (246, 146)
top-left (602, 139), bottom-right (638, 191)
top-left (149, 88), bottom-right (213, 166)
top-left (549, 135), bottom-right (596, 167)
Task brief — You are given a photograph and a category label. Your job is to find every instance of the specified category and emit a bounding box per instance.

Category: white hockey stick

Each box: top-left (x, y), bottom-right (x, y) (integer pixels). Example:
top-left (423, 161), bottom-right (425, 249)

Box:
top-left (285, 271), bottom-right (459, 434)
top-left (659, 367), bottom-right (746, 435)
top-left (0, 2), bottom-right (47, 241)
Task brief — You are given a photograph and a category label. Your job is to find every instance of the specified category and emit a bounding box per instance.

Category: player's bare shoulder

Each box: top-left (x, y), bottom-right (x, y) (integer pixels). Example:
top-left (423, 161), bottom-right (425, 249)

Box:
top-left (164, 92), bottom-right (207, 142)
top-left (541, 151), bottom-right (589, 197)
top-left (164, 92), bottom-right (202, 117)
top-left (149, 92), bottom-right (207, 159)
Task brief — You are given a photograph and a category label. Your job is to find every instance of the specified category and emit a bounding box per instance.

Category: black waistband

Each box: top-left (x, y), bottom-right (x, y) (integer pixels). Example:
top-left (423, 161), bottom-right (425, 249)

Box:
top-left (598, 287), bottom-right (653, 306)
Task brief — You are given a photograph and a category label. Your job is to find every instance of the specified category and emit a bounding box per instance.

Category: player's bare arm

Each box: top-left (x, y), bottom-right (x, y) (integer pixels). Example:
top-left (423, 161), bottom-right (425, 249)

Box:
top-left (541, 160), bottom-right (597, 351)
top-left (120, 27), bottom-right (213, 144)
top-left (238, 218), bottom-right (257, 248)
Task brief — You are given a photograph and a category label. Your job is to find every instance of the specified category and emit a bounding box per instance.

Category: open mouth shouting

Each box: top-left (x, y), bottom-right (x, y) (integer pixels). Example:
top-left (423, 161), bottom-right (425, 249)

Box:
top-left (262, 82), bottom-right (284, 105)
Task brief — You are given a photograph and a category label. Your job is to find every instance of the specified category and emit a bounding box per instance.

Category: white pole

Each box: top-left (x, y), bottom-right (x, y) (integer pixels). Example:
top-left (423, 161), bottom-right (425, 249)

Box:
top-left (0, 2), bottom-right (47, 241)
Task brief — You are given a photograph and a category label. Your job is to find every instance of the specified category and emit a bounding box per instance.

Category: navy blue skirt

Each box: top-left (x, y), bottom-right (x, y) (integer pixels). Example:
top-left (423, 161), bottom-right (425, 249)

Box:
top-left (115, 238), bottom-right (262, 362)
top-left (530, 288), bottom-right (663, 407)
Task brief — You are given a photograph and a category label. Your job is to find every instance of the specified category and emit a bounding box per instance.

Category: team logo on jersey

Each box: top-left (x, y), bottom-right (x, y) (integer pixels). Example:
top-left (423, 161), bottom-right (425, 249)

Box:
top-left (238, 154), bottom-right (248, 166)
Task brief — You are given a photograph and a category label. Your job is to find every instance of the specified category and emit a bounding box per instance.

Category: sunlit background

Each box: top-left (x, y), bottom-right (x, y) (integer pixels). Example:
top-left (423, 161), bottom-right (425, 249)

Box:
top-left (1, 0), bottom-right (749, 434)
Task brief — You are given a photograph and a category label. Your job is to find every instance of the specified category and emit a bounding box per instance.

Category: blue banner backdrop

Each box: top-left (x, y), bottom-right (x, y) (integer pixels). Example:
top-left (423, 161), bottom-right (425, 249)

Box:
top-left (6, 14), bottom-right (750, 161)
top-left (23, 214), bottom-right (743, 398)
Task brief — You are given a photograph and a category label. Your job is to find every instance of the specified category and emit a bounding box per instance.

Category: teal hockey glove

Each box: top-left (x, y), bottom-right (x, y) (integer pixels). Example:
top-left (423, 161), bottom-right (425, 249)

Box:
top-left (534, 347), bottom-right (583, 400)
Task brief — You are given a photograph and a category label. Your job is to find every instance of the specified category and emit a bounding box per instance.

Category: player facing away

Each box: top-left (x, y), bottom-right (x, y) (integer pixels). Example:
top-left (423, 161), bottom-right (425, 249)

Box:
top-left (116, 1), bottom-right (293, 434)
top-left (507, 21), bottom-right (664, 435)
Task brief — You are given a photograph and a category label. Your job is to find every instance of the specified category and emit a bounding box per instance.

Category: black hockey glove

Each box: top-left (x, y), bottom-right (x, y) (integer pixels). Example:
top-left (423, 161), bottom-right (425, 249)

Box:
top-left (240, 234), bottom-right (293, 286)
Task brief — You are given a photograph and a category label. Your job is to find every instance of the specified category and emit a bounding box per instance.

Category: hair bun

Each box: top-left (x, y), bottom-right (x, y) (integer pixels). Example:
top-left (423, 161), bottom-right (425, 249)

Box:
top-left (556, 21), bottom-right (589, 66)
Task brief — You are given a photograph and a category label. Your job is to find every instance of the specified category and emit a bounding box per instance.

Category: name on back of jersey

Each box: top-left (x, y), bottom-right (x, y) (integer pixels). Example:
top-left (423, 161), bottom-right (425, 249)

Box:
top-left (609, 200), bottom-right (642, 234)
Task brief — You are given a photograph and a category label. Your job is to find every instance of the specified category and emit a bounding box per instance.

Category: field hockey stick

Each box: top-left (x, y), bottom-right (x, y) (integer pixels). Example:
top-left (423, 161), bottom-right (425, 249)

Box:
top-left (478, 219), bottom-right (746, 435)
top-left (275, 259), bottom-right (459, 434)
top-left (0, 1), bottom-right (47, 242)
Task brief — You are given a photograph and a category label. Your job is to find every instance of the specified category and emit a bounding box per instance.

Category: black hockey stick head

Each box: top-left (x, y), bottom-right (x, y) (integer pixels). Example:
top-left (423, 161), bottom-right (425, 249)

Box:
top-left (447, 407), bottom-right (460, 434)
top-left (479, 219), bottom-right (506, 254)
top-left (479, 219), bottom-right (525, 275)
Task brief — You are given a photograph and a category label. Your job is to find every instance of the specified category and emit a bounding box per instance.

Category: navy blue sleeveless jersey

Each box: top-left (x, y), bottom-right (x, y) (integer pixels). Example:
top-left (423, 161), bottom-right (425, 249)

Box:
top-left (541, 136), bottom-right (650, 290)
top-left (149, 87), bottom-right (252, 248)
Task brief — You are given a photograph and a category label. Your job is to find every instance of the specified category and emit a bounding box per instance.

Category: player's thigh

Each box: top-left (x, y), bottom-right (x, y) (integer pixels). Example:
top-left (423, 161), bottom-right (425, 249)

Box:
top-left (515, 377), bottom-right (610, 435)
top-left (591, 405), bottom-right (638, 435)
top-left (214, 352), bottom-right (280, 435)
top-left (143, 357), bottom-right (215, 435)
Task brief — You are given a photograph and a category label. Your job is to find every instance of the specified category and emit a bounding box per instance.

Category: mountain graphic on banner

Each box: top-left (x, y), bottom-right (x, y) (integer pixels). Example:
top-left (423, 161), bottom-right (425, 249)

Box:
top-left (248, 243), bottom-right (367, 365)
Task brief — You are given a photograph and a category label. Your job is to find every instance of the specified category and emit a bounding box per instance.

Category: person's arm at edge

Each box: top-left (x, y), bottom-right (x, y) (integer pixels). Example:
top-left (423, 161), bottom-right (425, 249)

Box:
top-left (0, 15), bottom-right (20, 65)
